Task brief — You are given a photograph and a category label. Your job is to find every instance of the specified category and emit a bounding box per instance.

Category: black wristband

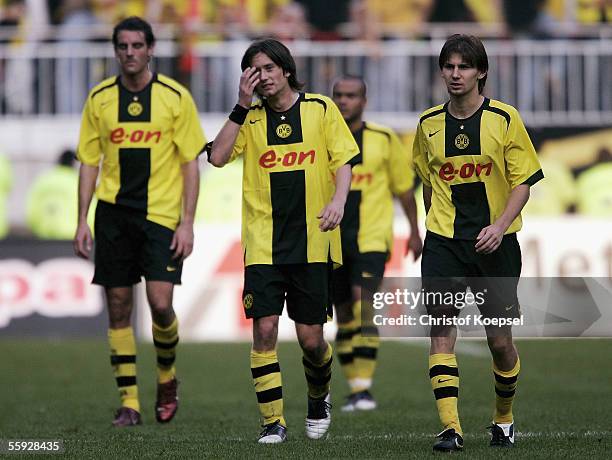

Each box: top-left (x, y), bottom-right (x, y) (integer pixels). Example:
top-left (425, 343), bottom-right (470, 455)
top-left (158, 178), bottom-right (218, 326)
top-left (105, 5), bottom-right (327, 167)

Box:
top-left (229, 104), bottom-right (249, 125)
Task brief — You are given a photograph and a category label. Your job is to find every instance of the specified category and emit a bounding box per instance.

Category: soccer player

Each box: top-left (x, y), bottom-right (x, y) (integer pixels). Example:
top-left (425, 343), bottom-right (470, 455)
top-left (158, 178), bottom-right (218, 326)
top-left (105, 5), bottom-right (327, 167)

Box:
top-left (73, 17), bottom-right (206, 427)
top-left (412, 34), bottom-right (543, 452)
top-left (208, 38), bottom-right (359, 443)
top-left (331, 76), bottom-right (422, 411)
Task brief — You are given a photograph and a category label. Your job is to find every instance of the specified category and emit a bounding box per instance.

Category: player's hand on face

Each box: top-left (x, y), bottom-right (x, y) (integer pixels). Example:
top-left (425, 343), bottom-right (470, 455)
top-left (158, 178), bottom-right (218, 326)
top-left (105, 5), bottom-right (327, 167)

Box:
top-left (475, 223), bottom-right (504, 254)
top-left (170, 222), bottom-right (194, 261)
top-left (73, 222), bottom-right (93, 259)
top-left (238, 67), bottom-right (260, 108)
top-left (318, 199), bottom-right (344, 232)
top-left (406, 233), bottom-right (423, 261)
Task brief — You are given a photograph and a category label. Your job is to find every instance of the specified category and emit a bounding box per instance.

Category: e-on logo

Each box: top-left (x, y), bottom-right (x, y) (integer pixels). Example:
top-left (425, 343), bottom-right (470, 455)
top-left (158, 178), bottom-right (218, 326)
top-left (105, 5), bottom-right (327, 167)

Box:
top-left (454, 133), bottom-right (469, 149)
top-left (128, 101), bottom-right (143, 117)
top-left (276, 123), bottom-right (292, 138)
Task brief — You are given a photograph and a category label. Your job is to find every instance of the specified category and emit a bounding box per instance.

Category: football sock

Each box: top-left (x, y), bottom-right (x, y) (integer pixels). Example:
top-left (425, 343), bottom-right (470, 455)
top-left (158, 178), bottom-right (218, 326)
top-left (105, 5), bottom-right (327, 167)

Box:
top-left (303, 342), bottom-right (333, 399)
top-left (251, 349), bottom-right (286, 427)
top-left (336, 317), bottom-right (358, 391)
top-left (108, 327), bottom-right (139, 412)
top-left (152, 317), bottom-right (179, 384)
top-left (350, 300), bottom-right (379, 393)
top-left (493, 356), bottom-right (520, 424)
top-left (429, 353), bottom-right (462, 435)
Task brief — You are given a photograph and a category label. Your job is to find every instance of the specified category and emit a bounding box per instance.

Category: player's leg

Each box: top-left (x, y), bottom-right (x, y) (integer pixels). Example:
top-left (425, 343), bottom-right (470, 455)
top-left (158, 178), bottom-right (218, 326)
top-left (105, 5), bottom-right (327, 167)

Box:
top-left (287, 263), bottom-right (333, 440)
top-left (145, 280), bottom-right (180, 423)
top-left (244, 265), bottom-right (287, 443)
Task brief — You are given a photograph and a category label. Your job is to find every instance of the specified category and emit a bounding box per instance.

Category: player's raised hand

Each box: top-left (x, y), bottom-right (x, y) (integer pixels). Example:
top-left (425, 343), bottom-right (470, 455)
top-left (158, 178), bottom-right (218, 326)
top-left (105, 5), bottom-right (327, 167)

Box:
top-left (475, 223), bottom-right (504, 254)
top-left (238, 67), bottom-right (260, 108)
top-left (170, 221), bottom-right (194, 261)
top-left (73, 221), bottom-right (93, 259)
top-left (318, 199), bottom-right (344, 232)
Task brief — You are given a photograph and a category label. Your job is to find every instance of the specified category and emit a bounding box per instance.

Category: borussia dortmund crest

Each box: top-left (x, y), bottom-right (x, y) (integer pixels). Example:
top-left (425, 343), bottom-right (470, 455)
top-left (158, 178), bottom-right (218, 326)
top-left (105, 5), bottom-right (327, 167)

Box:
top-left (243, 293), bottom-right (254, 310)
top-left (276, 123), bottom-right (292, 139)
top-left (128, 101), bottom-right (143, 117)
top-left (455, 133), bottom-right (469, 149)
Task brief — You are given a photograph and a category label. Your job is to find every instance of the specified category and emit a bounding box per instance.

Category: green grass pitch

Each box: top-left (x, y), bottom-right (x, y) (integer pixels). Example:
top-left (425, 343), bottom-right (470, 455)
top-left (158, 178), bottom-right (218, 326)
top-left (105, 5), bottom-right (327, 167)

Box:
top-left (2, 339), bottom-right (611, 458)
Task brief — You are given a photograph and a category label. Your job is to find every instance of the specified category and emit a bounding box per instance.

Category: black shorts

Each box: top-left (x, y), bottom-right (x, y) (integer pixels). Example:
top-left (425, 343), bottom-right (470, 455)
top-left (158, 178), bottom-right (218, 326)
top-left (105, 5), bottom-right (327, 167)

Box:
top-left (332, 251), bottom-right (387, 305)
top-left (93, 201), bottom-right (182, 287)
top-left (421, 231), bottom-right (521, 319)
top-left (243, 263), bottom-right (332, 325)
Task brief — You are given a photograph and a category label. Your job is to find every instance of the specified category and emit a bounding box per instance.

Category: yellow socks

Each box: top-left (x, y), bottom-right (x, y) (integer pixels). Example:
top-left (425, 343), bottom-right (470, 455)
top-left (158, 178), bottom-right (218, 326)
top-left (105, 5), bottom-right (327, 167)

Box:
top-left (429, 353), bottom-right (462, 435)
top-left (251, 349), bottom-right (286, 427)
top-left (108, 327), bottom-right (140, 412)
top-left (152, 318), bottom-right (179, 384)
top-left (493, 357), bottom-right (520, 424)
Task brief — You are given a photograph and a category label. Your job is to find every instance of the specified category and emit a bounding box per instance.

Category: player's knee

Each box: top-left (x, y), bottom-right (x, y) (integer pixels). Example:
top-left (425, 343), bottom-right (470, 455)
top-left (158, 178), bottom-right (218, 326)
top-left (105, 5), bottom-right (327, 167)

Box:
top-left (299, 335), bottom-right (326, 359)
top-left (487, 337), bottom-right (514, 357)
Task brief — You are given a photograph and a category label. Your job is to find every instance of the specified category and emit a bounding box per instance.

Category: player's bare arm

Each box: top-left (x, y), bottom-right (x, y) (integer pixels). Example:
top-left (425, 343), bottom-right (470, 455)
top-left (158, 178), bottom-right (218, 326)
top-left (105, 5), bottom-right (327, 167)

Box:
top-left (397, 189), bottom-right (423, 260)
top-left (475, 184), bottom-right (530, 254)
top-left (318, 163), bottom-right (352, 232)
top-left (423, 185), bottom-right (432, 214)
top-left (209, 67), bottom-right (260, 167)
top-left (73, 163), bottom-right (98, 259)
top-left (171, 159), bottom-right (199, 261)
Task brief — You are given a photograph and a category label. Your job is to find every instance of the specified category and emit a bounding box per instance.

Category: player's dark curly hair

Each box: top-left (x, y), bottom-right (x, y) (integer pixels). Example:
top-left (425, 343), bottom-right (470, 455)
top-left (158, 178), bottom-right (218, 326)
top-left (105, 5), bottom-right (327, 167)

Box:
top-left (439, 34), bottom-right (488, 94)
top-left (112, 16), bottom-right (155, 48)
top-left (241, 38), bottom-right (304, 91)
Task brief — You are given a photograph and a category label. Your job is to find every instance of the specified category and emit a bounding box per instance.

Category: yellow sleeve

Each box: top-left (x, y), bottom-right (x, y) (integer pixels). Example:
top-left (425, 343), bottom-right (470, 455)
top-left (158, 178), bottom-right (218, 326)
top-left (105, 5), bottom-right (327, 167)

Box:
top-left (174, 90), bottom-right (207, 163)
top-left (504, 109), bottom-right (544, 188)
top-left (412, 122), bottom-right (430, 187)
top-left (325, 100), bottom-right (360, 172)
top-left (388, 130), bottom-right (414, 195)
top-left (76, 96), bottom-right (102, 166)
top-left (228, 124), bottom-right (247, 163)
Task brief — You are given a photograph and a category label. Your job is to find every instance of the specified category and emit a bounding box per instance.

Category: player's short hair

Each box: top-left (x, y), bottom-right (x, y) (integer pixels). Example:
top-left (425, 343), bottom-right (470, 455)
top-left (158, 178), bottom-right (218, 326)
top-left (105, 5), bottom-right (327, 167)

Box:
top-left (439, 34), bottom-right (488, 94)
top-left (112, 16), bottom-right (155, 48)
top-left (241, 38), bottom-right (304, 91)
top-left (332, 75), bottom-right (367, 98)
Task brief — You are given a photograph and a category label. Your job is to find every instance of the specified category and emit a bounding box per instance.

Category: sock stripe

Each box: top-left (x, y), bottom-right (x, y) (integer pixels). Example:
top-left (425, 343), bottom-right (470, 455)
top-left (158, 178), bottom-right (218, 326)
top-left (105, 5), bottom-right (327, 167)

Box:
top-left (353, 346), bottom-right (377, 359)
top-left (336, 329), bottom-right (359, 341)
top-left (153, 338), bottom-right (179, 349)
top-left (434, 386), bottom-right (458, 400)
top-left (302, 355), bottom-right (333, 371)
top-left (360, 326), bottom-right (379, 336)
top-left (495, 387), bottom-right (516, 398)
top-left (110, 355), bottom-right (136, 365)
top-left (157, 355), bottom-right (176, 367)
top-left (429, 365), bottom-right (459, 378)
top-left (251, 362), bottom-right (281, 379)
top-left (305, 372), bottom-right (332, 386)
top-left (494, 372), bottom-right (518, 385)
top-left (256, 386), bottom-right (283, 403)
top-left (337, 353), bottom-right (354, 365)
top-left (116, 376), bottom-right (137, 387)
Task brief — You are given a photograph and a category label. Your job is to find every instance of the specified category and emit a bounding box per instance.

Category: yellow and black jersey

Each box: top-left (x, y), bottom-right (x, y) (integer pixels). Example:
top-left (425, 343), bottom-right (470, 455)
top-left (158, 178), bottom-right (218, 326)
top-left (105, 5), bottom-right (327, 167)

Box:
top-left (229, 92), bottom-right (360, 266)
top-left (413, 98), bottom-right (543, 239)
top-left (77, 73), bottom-right (206, 230)
top-left (342, 121), bottom-right (414, 255)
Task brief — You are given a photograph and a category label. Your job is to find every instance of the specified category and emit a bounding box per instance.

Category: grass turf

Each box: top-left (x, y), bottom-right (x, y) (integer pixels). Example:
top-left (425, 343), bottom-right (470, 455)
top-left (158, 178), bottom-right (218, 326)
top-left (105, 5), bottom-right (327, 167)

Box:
top-left (2, 339), bottom-right (611, 458)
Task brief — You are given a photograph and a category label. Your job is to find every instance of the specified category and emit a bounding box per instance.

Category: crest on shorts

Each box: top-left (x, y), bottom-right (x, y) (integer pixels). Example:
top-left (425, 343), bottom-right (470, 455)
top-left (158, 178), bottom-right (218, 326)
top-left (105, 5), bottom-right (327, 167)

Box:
top-left (276, 123), bottom-right (292, 139)
top-left (243, 293), bottom-right (254, 310)
top-left (454, 133), bottom-right (469, 149)
top-left (128, 101), bottom-right (143, 117)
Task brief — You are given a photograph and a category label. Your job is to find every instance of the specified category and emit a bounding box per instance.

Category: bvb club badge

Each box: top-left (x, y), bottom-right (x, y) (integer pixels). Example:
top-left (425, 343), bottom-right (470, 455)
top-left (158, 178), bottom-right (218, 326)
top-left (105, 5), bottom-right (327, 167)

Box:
top-left (276, 123), bottom-right (292, 139)
top-left (243, 293), bottom-right (254, 310)
top-left (455, 133), bottom-right (469, 149)
top-left (128, 101), bottom-right (143, 117)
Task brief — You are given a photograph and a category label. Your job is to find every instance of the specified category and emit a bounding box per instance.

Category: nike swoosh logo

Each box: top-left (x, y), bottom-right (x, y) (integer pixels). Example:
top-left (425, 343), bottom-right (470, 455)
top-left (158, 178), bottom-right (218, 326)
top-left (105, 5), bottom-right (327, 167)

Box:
top-left (250, 119), bottom-right (262, 124)
top-left (505, 305), bottom-right (515, 311)
top-left (428, 129), bottom-right (441, 137)
top-left (166, 265), bottom-right (177, 272)
top-left (437, 378), bottom-right (453, 383)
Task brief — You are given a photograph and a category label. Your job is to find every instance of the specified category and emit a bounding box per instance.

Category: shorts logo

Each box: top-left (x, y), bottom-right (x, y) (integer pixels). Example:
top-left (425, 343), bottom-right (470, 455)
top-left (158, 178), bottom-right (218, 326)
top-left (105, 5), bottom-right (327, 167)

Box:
top-left (166, 265), bottom-right (177, 272)
top-left (454, 133), bottom-right (469, 149)
top-left (128, 101), bottom-right (143, 117)
top-left (276, 123), bottom-right (292, 139)
top-left (243, 293), bottom-right (254, 310)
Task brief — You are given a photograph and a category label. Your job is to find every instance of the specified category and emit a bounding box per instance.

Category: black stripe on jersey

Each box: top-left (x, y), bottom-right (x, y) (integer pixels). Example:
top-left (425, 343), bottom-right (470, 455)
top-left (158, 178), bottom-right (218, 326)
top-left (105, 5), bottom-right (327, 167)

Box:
top-left (153, 337), bottom-right (179, 349)
top-left (303, 95), bottom-right (327, 112)
top-left (256, 386), bottom-right (283, 403)
top-left (91, 78), bottom-right (118, 100)
top-left (434, 386), bottom-right (458, 400)
top-left (266, 94), bottom-right (304, 145)
top-left (522, 169), bottom-right (544, 186)
top-left (116, 148), bottom-right (151, 211)
top-left (445, 107), bottom-right (482, 157)
top-left (270, 170), bottom-right (307, 264)
top-left (419, 107), bottom-right (445, 124)
top-left (153, 76), bottom-right (181, 98)
top-left (494, 372), bottom-right (518, 385)
top-left (483, 100), bottom-right (511, 129)
top-left (251, 362), bottom-right (281, 379)
top-left (351, 124), bottom-right (364, 165)
top-left (429, 365), bottom-right (460, 378)
top-left (364, 123), bottom-right (391, 141)
top-left (118, 78), bottom-right (152, 122)
top-left (450, 182), bottom-right (490, 239)
top-left (340, 190), bottom-right (361, 253)
top-left (116, 376), bottom-right (137, 387)
top-left (110, 355), bottom-right (136, 365)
